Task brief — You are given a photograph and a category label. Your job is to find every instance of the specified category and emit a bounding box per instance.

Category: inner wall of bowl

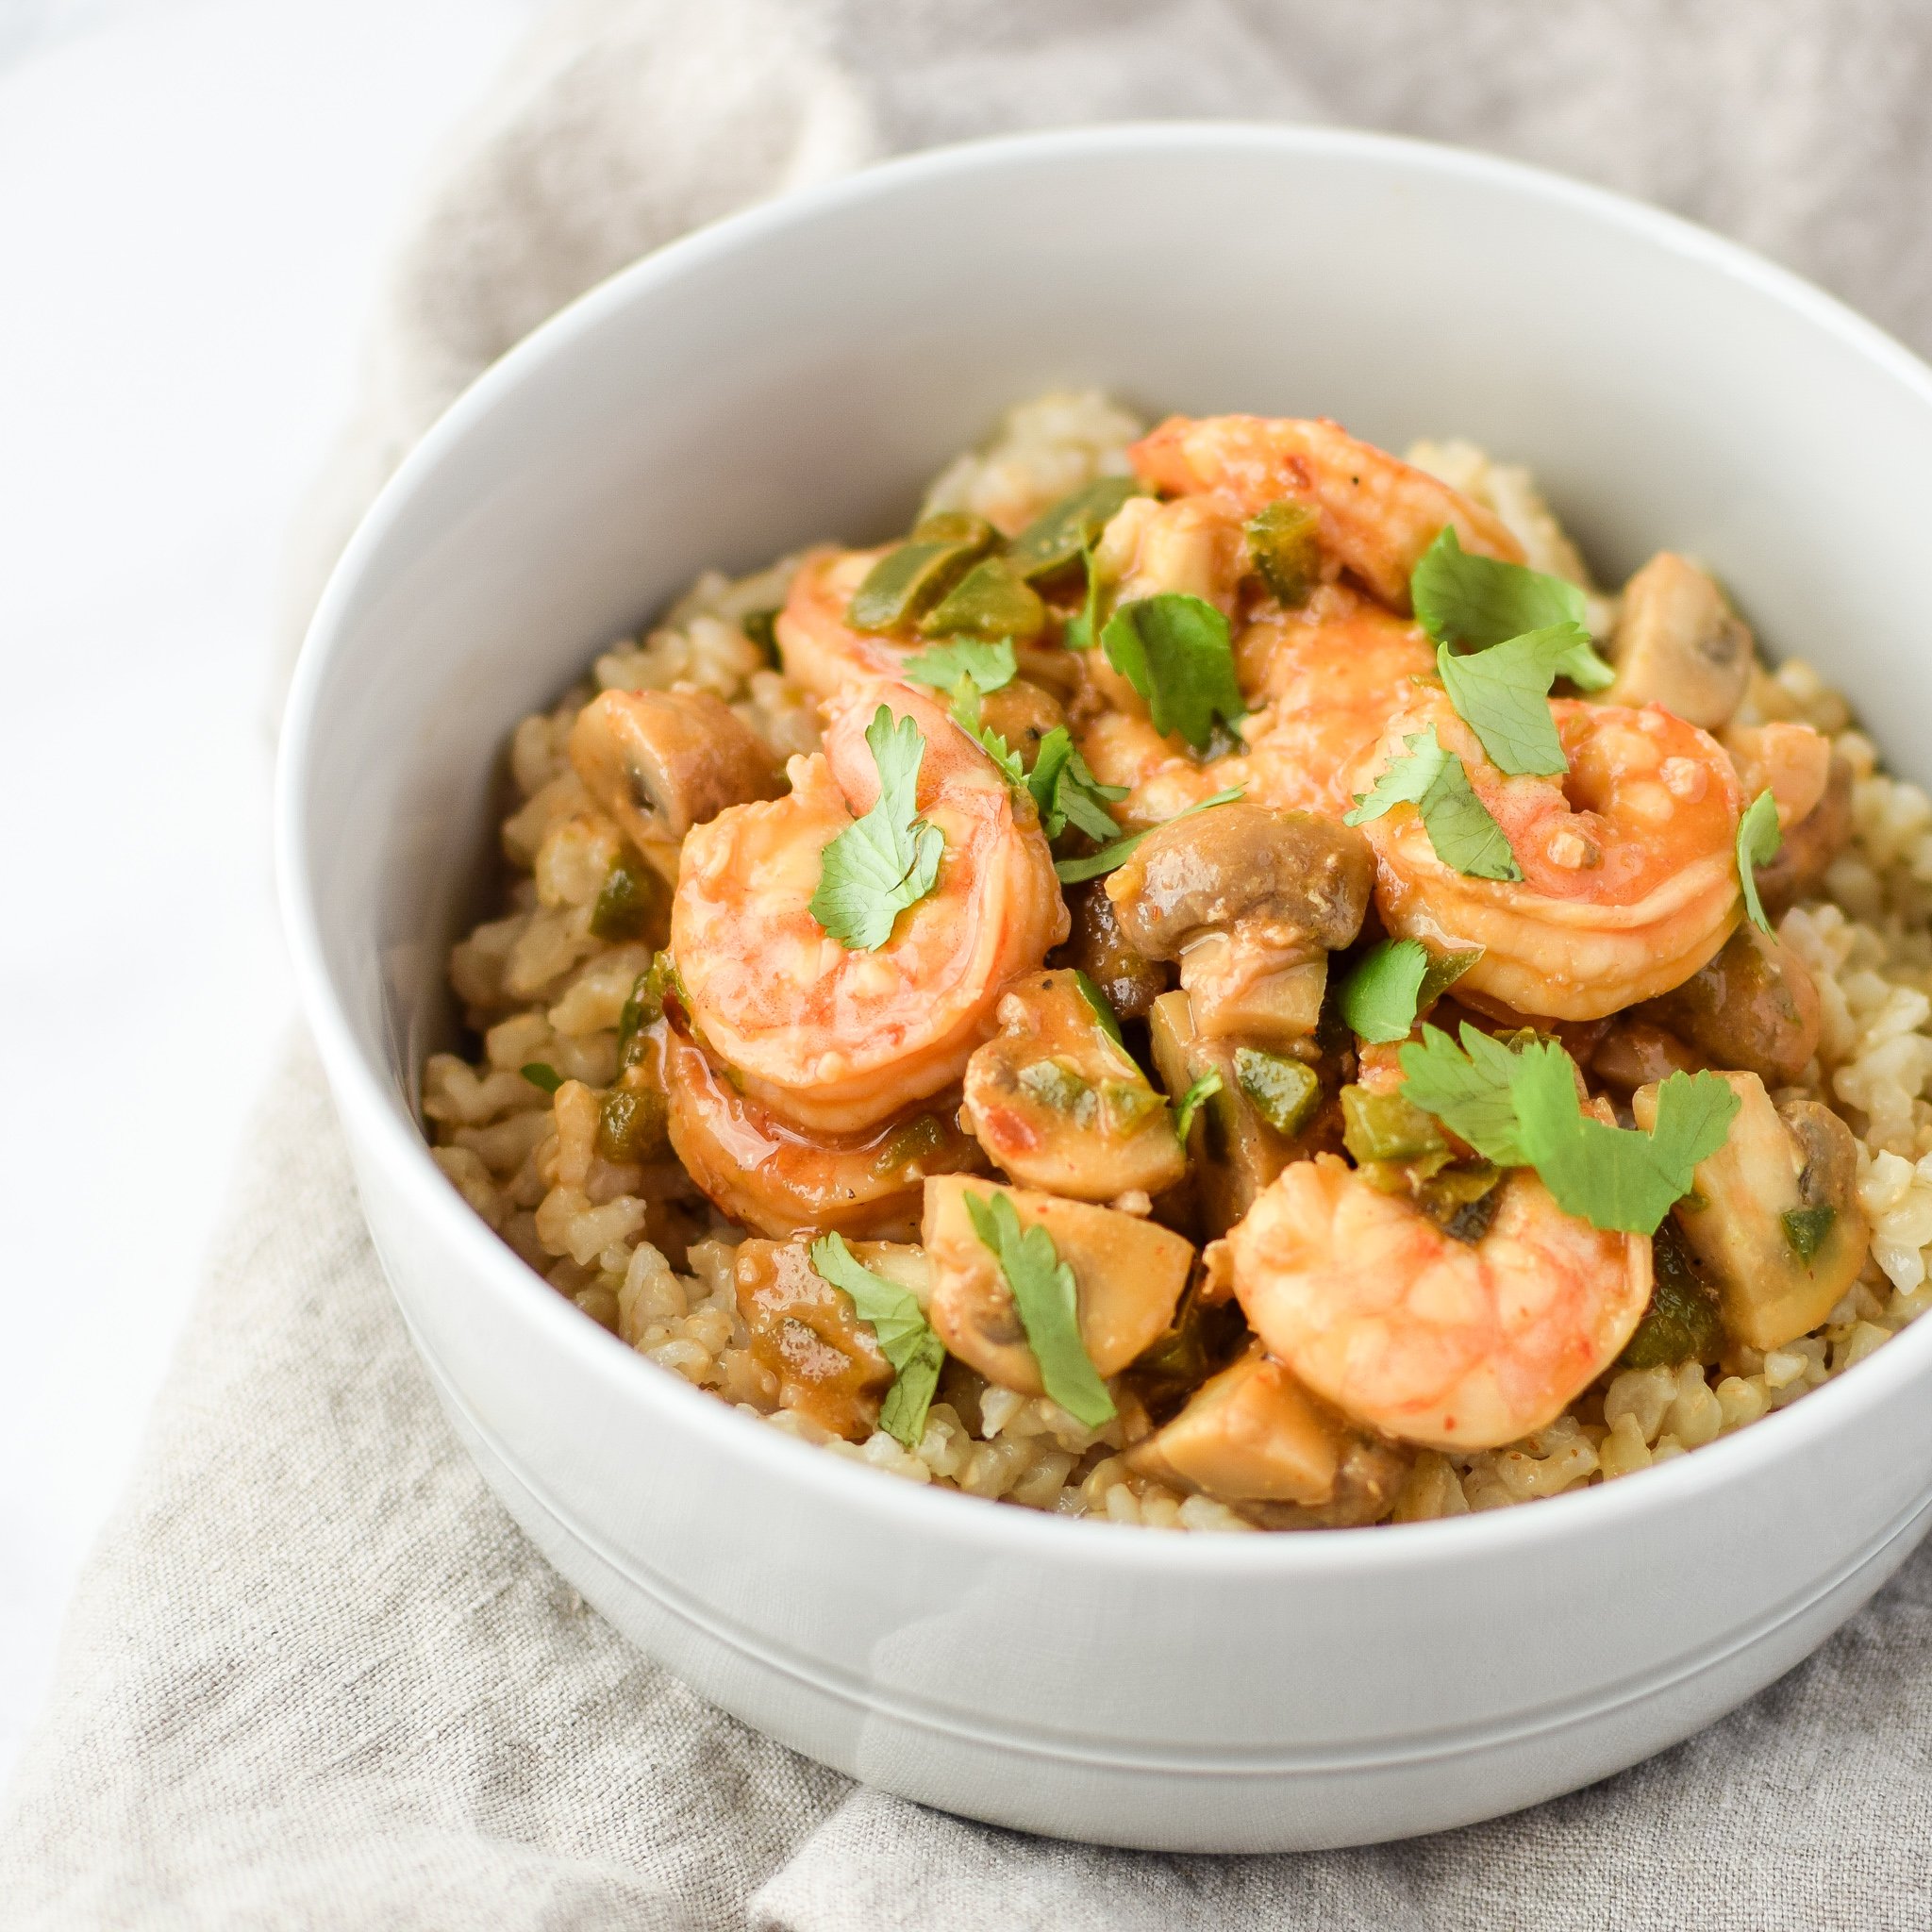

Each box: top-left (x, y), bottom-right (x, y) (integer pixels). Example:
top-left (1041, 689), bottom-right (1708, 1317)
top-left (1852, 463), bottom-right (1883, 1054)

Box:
top-left (292, 128), bottom-right (1932, 1123)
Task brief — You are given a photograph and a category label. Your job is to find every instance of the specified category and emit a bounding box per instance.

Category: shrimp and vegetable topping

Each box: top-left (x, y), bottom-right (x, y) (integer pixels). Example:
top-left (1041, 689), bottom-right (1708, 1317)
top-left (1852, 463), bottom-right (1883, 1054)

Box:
top-left (437, 395), bottom-right (1913, 1534)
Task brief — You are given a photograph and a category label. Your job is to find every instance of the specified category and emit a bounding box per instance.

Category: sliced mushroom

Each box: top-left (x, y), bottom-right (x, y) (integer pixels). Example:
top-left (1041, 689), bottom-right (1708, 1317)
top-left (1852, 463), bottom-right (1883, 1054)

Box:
top-left (1107, 804), bottom-right (1374, 1044)
top-left (962, 970), bottom-right (1185, 1202)
top-left (1125, 1343), bottom-right (1342, 1504)
top-left (1148, 989), bottom-right (1327, 1239)
top-left (921, 1176), bottom-right (1192, 1397)
top-left (568, 689), bottom-right (787, 849)
top-left (1753, 752), bottom-right (1854, 919)
top-left (1589, 1014), bottom-right (1708, 1093)
top-left (1635, 1070), bottom-right (1870, 1351)
top-left (733, 1238), bottom-right (895, 1440)
top-left (1050, 879), bottom-right (1169, 1021)
top-left (974, 677), bottom-right (1066, 771)
top-left (1603, 552), bottom-right (1753, 728)
top-left (1639, 922), bottom-right (1821, 1087)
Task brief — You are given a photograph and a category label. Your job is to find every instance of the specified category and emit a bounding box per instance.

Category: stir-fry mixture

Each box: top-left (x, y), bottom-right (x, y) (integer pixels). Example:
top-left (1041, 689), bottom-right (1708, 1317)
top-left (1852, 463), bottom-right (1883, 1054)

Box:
top-left (427, 393), bottom-right (1932, 1531)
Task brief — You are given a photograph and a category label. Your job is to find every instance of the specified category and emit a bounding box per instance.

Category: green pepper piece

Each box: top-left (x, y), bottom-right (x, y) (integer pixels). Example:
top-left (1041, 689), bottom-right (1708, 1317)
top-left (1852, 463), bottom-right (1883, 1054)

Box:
top-left (871, 1112), bottom-right (952, 1179)
top-left (740, 608), bottom-right (779, 658)
top-left (1099, 1081), bottom-right (1164, 1137)
top-left (1004, 476), bottom-right (1142, 581)
top-left (616, 953), bottom-right (675, 1070)
top-left (1018, 1058), bottom-right (1096, 1123)
top-left (847, 537), bottom-right (986, 633)
top-left (1247, 499), bottom-right (1321, 608)
top-left (1782, 1204), bottom-right (1837, 1264)
top-left (591, 848), bottom-right (668, 942)
top-left (920, 558), bottom-right (1047, 641)
top-left (1414, 1160), bottom-right (1503, 1243)
top-left (1234, 1046), bottom-right (1322, 1137)
top-left (912, 510), bottom-right (998, 550)
top-left (1341, 1084), bottom-right (1448, 1166)
top-left (597, 1085), bottom-right (669, 1163)
top-left (1619, 1219), bottom-right (1723, 1368)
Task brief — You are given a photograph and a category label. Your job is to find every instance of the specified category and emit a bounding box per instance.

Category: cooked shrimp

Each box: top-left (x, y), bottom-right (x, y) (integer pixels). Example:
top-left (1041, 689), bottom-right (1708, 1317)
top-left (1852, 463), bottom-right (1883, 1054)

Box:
top-left (672, 679), bottom-right (1067, 1136)
top-left (1128, 414), bottom-right (1524, 609)
top-left (653, 1016), bottom-right (982, 1240)
top-left (774, 546), bottom-right (914, 701)
top-left (1722, 720), bottom-right (1831, 829)
top-left (1359, 689), bottom-right (1744, 1020)
top-left (1226, 1156), bottom-right (1651, 1450)
top-left (1086, 587), bottom-right (1437, 822)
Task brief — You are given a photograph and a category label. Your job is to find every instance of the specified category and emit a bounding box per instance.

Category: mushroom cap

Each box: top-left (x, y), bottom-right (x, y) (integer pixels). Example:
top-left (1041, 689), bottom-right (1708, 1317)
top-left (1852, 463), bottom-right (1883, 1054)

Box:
top-left (1105, 803), bottom-right (1374, 961)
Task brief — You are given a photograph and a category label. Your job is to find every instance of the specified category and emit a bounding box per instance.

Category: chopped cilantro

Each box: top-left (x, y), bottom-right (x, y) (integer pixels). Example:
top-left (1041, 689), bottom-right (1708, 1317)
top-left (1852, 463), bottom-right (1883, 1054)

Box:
top-left (1410, 526), bottom-right (1611, 690)
top-left (1072, 970), bottom-right (1125, 1044)
top-left (964, 1190), bottom-right (1116, 1427)
top-left (1172, 1071), bottom-right (1223, 1143)
top-left (1053, 787), bottom-right (1245, 885)
top-left (808, 706), bottom-right (944, 950)
top-left (520, 1062), bottom-right (563, 1095)
top-left (1338, 939), bottom-right (1431, 1044)
top-left (1738, 788), bottom-right (1783, 936)
top-left (809, 1233), bottom-right (944, 1448)
top-left (1396, 1024), bottom-right (1740, 1234)
top-left (1345, 726), bottom-right (1523, 882)
top-left (1100, 593), bottom-right (1247, 751)
top-left (1434, 625), bottom-right (1597, 776)
top-left (903, 638), bottom-right (1017, 700)
top-left (1026, 726), bottom-right (1127, 841)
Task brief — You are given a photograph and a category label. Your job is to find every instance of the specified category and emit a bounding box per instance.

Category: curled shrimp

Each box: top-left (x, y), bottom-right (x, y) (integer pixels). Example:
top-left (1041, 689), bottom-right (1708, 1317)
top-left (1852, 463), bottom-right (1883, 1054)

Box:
top-left (1226, 1156), bottom-right (1651, 1450)
top-left (671, 679), bottom-right (1067, 1136)
top-left (1359, 689), bottom-right (1745, 1020)
top-left (651, 1017), bottom-right (984, 1240)
top-left (1081, 585), bottom-right (1437, 823)
top-left (1128, 414), bottom-right (1524, 608)
top-left (774, 546), bottom-right (912, 701)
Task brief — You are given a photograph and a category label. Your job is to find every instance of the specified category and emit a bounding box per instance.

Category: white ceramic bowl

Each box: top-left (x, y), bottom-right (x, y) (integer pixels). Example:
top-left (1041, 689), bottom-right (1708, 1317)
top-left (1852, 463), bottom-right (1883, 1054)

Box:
top-left (278, 125), bottom-right (1932, 1853)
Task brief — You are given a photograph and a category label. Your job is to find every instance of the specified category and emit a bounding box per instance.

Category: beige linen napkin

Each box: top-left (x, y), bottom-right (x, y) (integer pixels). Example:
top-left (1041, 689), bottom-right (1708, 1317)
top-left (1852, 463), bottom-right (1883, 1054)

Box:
top-left (9, 3), bottom-right (1932, 1925)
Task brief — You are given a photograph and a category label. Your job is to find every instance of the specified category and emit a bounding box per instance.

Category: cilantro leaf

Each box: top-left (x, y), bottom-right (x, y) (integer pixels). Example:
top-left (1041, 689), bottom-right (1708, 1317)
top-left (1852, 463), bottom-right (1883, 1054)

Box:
top-left (1173, 1071), bottom-right (1223, 1143)
top-left (520, 1062), bottom-right (562, 1094)
top-left (903, 638), bottom-right (1017, 699)
top-left (1738, 787), bottom-right (1782, 936)
top-left (1412, 525), bottom-right (1587, 649)
top-left (1397, 1023), bottom-right (1530, 1167)
top-left (1062, 541), bottom-right (1110, 652)
top-left (1511, 1049), bottom-right (1740, 1233)
top-left (971, 721), bottom-right (1026, 788)
top-left (1337, 940), bottom-right (1430, 1044)
top-left (1398, 1025), bottom-right (1740, 1233)
top-left (809, 1233), bottom-right (945, 1448)
top-left (808, 706), bottom-right (945, 950)
top-left (1026, 726), bottom-right (1127, 841)
top-left (1072, 970), bottom-right (1125, 1044)
top-left (965, 1189), bottom-right (1116, 1427)
top-left (1435, 625), bottom-right (1594, 776)
top-left (1100, 593), bottom-right (1246, 751)
top-left (1053, 787), bottom-right (1245, 885)
top-left (1345, 726), bottom-right (1522, 882)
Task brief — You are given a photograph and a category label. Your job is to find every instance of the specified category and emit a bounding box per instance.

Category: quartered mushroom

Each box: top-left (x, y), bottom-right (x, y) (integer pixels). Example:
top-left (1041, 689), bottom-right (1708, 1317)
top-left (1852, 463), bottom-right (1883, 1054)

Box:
top-left (1051, 878), bottom-right (1170, 1021)
top-left (732, 1237), bottom-right (905, 1440)
top-left (921, 1176), bottom-right (1192, 1398)
top-left (961, 970), bottom-right (1185, 1202)
top-left (1105, 803), bottom-right (1374, 1044)
top-left (1639, 922), bottom-right (1822, 1087)
top-left (1602, 552), bottom-right (1754, 728)
top-left (568, 688), bottom-right (787, 851)
top-left (1147, 988), bottom-right (1330, 1240)
top-left (1637, 1070), bottom-right (1870, 1351)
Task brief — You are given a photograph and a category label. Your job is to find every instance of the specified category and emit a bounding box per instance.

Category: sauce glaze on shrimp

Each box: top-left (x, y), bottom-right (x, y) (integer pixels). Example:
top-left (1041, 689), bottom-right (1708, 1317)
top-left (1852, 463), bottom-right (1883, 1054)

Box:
top-left (672, 679), bottom-right (1066, 1136)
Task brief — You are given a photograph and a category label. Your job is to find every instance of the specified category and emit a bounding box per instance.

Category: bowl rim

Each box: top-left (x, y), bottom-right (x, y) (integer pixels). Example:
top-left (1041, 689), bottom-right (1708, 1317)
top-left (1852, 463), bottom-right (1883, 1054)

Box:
top-left (277, 118), bottom-right (1932, 1577)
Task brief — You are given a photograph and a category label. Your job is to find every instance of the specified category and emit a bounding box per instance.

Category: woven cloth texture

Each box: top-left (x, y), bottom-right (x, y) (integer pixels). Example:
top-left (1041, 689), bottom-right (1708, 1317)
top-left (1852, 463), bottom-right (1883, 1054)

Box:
top-left (8, 3), bottom-right (1932, 1925)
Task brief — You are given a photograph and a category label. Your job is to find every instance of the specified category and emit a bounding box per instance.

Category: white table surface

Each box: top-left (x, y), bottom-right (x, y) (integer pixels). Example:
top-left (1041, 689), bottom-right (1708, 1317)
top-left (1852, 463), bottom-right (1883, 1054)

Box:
top-left (0, 0), bottom-right (550, 1786)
